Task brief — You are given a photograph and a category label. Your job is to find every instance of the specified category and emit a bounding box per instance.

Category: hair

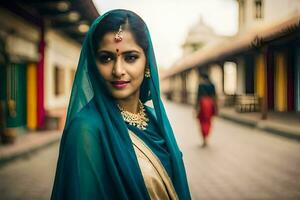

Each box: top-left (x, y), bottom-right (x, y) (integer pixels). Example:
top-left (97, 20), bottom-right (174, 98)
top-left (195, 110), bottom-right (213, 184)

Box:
top-left (93, 10), bottom-right (149, 56)
top-left (199, 72), bottom-right (209, 80)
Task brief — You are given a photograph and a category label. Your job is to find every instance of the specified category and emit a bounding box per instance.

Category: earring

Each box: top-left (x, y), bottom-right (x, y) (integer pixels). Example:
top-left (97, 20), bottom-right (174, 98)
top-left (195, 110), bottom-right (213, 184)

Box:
top-left (145, 67), bottom-right (150, 78)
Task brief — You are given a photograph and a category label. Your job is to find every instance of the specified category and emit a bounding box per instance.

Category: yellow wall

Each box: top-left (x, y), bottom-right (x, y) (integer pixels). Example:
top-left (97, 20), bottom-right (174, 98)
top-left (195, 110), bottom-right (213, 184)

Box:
top-left (26, 63), bottom-right (37, 129)
top-left (255, 53), bottom-right (266, 98)
top-left (274, 52), bottom-right (287, 111)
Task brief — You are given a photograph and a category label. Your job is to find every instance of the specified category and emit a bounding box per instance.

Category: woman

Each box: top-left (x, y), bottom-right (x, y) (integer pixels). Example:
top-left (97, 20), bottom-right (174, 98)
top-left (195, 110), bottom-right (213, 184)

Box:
top-left (195, 73), bottom-right (217, 147)
top-left (51, 9), bottom-right (191, 200)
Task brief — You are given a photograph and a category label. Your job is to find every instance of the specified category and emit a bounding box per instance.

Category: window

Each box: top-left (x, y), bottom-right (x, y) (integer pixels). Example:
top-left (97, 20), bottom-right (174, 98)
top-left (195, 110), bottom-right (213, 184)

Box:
top-left (254, 0), bottom-right (263, 19)
top-left (54, 66), bottom-right (65, 96)
top-left (191, 43), bottom-right (203, 52)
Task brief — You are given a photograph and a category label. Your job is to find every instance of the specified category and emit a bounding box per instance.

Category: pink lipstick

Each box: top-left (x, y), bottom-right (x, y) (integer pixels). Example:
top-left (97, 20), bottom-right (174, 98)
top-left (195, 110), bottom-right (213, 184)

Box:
top-left (111, 80), bottom-right (130, 89)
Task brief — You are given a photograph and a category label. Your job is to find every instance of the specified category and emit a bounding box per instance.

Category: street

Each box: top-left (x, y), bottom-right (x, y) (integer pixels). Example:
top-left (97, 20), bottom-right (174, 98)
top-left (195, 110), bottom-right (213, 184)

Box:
top-left (165, 101), bottom-right (300, 200)
top-left (0, 101), bottom-right (300, 200)
top-left (0, 142), bottom-right (58, 200)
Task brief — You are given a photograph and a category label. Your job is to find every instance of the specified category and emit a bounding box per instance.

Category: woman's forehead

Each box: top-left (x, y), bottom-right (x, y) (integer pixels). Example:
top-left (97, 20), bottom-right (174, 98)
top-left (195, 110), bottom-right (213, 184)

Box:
top-left (97, 30), bottom-right (143, 52)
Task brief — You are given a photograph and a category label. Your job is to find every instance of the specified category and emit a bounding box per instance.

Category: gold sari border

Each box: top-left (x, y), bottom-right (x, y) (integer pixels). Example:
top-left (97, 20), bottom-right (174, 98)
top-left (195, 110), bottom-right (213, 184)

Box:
top-left (128, 130), bottom-right (179, 200)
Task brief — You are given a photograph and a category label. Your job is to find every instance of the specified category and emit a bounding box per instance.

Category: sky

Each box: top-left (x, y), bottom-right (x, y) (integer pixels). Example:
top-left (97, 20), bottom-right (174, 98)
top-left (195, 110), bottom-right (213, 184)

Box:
top-left (93, 0), bottom-right (238, 68)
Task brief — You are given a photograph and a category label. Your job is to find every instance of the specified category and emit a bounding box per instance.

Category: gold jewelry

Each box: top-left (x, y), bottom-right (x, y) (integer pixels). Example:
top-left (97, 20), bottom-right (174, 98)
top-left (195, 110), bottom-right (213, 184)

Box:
top-left (114, 25), bottom-right (123, 42)
top-left (145, 67), bottom-right (150, 78)
top-left (117, 100), bottom-right (149, 130)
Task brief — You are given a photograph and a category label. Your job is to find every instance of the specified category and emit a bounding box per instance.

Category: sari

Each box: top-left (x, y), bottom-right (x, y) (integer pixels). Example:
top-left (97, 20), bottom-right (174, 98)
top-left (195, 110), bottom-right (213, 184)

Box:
top-left (51, 9), bottom-right (191, 200)
top-left (196, 82), bottom-right (216, 138)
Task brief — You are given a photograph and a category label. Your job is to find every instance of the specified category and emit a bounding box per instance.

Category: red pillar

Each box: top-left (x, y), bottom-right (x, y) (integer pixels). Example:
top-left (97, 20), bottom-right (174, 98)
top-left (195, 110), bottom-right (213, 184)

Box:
top-left (37, 26), bottom-right (45, 129)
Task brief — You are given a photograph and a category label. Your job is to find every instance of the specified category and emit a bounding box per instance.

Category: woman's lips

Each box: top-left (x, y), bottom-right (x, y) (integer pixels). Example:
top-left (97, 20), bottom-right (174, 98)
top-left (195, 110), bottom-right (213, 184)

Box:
top-left (111, 80), bottom-right (130, 89)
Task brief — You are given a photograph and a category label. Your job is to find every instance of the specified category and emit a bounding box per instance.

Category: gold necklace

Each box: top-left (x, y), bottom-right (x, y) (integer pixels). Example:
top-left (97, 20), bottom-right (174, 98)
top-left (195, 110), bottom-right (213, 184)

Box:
top-left (117, 101), bottom-right (149, 130)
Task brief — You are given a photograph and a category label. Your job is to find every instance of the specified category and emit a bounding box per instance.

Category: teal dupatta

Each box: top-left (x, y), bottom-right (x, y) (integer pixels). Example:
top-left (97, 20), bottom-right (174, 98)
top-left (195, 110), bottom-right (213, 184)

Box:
top-left (51, 9), bottom-right (191, 200)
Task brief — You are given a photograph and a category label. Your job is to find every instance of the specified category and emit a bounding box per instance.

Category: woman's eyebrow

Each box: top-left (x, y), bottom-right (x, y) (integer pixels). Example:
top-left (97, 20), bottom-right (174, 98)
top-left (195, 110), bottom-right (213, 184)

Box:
top-left (122, 50), bottom-right (141, 54)
top-left (97, 50), bottom-right (141, 55)
top-left (97, 50), bottom-right (114, 54)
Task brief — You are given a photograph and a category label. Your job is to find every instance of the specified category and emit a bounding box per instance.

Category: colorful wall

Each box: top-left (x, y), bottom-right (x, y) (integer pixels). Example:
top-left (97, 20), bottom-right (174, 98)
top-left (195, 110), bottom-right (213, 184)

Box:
top-left (274, 51), bottom-right (288, 112)
top-left (255, 52), bottom-right (266, 99)
top-left (6, 63), bottom-right (27, 128)
top-left (26, 63), bottom-right (37, 129)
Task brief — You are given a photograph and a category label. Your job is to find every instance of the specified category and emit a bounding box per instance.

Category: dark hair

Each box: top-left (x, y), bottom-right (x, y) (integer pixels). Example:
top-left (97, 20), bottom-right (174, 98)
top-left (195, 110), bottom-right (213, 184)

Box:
top-left (93, 10), bottom-right (149, 55)
top-left (200, 72), bottom-right (209, 80)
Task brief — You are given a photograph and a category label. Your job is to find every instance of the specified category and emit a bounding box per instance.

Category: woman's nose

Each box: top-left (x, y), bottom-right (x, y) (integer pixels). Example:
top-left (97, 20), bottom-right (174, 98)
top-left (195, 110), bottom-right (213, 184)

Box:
top-left (112, 58), bottom-right (125, 77)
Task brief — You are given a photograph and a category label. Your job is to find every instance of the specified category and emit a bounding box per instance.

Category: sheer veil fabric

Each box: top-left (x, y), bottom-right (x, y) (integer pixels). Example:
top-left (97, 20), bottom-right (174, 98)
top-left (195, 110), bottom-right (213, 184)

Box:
top-left (51, 9), bottom-right (191, 200)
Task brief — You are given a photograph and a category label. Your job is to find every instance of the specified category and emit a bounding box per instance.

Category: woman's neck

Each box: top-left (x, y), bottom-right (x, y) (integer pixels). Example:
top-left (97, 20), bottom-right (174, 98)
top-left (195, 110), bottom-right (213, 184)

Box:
top-left (117, 94), bottom-right (140, 113)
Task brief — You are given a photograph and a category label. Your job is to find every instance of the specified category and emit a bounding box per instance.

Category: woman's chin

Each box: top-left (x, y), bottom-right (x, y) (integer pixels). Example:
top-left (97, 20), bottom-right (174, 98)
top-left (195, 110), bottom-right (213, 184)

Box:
top-left (106, 82), bottom-right (141, 101)
top-left (110, 90), bottom-right (135, 101)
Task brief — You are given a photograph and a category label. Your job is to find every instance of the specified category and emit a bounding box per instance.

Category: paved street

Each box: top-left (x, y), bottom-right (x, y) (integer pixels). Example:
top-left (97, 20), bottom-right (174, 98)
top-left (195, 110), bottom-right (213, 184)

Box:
top-left (165, 101), bottom-right (300, 200)
top-left (0, 101), bottom-right (300, 199)
top-left (0, 142), bottom-right (59, 200)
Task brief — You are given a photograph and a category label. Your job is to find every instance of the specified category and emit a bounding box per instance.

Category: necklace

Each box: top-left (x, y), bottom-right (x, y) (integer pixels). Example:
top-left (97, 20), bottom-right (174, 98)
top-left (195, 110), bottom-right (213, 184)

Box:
top-left (117, 100), bottom-right (149, 130)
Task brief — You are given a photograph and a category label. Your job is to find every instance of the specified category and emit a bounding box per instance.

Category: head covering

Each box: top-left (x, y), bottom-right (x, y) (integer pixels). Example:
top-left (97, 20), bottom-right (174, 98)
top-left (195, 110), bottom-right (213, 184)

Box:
top-left (51, 9), bottom-right (191, 200)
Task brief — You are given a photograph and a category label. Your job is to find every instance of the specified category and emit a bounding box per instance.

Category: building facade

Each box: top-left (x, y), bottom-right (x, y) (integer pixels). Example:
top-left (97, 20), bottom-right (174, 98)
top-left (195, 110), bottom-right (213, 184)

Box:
top-left (238, 0), bottom-right (300, 34)
top-left (161, 1), bottom-right (300, 118)
top-left (0, 0), bottom-right (99, 143)
top-left (161, 16), bottom-right (230, 104)
top-left (181, 17), bottom-right (228, 56)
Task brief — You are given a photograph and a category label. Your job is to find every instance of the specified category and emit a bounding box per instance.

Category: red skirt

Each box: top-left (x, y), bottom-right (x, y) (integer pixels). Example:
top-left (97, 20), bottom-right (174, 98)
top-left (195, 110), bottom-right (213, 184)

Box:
top-left (197, 96), bottom-right (215, 138)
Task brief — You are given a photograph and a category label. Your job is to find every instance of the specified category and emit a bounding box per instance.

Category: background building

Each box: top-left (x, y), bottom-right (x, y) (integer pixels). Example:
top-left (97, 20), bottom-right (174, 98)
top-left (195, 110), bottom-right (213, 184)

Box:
top-left (0, 0), bottom-right (99, 143)
top-left (238, 0), bottom-right (300, 34)
top-left (161, 0), bottom-right (300, 120)
top-left (161, 16), bottom-right (230, 104)
top-left (181, 17), bottom-right (229, 56)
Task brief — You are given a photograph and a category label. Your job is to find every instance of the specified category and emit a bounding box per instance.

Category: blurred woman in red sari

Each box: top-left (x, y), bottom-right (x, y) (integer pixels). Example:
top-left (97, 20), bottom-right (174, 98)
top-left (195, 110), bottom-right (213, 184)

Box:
top-left (195, 73), bottom-right (217, 147)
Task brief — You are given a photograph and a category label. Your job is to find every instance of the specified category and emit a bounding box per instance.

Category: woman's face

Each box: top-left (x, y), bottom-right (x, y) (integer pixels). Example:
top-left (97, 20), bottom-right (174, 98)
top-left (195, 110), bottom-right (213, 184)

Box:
top-left (96, 30), bottom-right (147, 101)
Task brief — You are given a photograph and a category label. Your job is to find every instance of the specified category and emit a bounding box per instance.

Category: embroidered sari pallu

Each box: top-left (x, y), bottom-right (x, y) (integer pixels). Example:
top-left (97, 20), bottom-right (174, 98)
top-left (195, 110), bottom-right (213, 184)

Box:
top-left (129, 130), bottom-right (178, 200)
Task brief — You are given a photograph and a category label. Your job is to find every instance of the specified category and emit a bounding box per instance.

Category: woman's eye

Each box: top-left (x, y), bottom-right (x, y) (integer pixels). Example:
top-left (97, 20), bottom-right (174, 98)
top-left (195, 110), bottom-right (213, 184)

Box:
top-left (125, 55), bottom-right (138, 63)
top-left (98, 55), bottom-right (113, 63)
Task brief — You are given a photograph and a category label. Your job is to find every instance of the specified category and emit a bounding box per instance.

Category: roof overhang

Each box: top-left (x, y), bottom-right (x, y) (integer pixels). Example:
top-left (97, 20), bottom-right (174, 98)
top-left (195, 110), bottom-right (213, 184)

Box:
top-left (163, 15), bottom-right (300, 79)
top-left (0, 0), bottom-right (100, 44)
